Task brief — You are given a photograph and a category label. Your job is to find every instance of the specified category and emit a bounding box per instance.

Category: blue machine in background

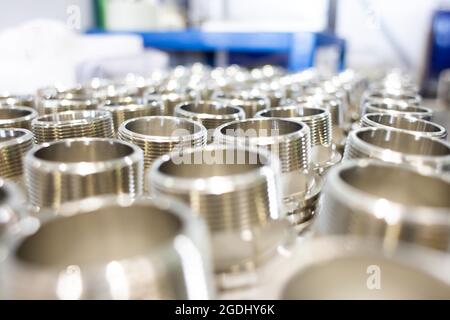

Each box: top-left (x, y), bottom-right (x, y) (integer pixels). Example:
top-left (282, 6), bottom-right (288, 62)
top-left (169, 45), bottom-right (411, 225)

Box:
top-left (87, 29), bottom-right (346, 72)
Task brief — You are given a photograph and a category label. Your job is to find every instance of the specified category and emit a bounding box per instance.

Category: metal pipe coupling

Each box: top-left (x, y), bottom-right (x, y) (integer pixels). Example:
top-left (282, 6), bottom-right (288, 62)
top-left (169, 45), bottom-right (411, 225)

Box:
top-left (255, 105), bottom-right (332, 148)
top-left (24, 138), bottom-right (143, 209)
top-left (213, 91), bottom-right (270, 117)
top-left (362, 101), bottom-right (433, 120)
top-left (0, 106), bottom-right (38, 130)
top-left (146, 91), bottom-right (192, 116)
top-left (361, 89), bottom-right (422, 108)
top-left (0, 128), bottom-right (33, 180)
top-left (0, 94), bottom-right (35, 108)
top-left (361, 113), bottom-right (447, 140)
top-left (149, 145), bottom-right (290, 274)
top-left (31, 110), bottom-right (114, 144)
top-left (344, 127), bottom-right (450, 172)
top-left (315, 160), bottom-right (450, 251)
top-left (175, 100), bottom-right (245, 141)
top-left (98, 97), bottom-right (163, 132)
top-left (0, 195), bottom-right (214, 299)
top-left (118, 116), bottom-right (207, 189)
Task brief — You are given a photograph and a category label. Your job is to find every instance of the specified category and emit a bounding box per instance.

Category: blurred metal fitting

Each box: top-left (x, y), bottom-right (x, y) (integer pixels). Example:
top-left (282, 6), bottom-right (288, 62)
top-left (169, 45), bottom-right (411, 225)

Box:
top-left (269, 236), bottom-right (450, 299)
top-left (362, 101), bottom-right (433, 120)
top-left (437, 69), bottom-right (450, 109)
top-left (1, 195), bottom-right (214, 299)
top-left (31, 110), bottom-right (114, 144)
top-left (98, 98), bottom-right (163, 132)
top-left (344, 127), bottom-right (450, 172)
top-left (25, 138), bottom-right (143, 209)
top-left (361, 89), bottom-right (422, 108)
top-left (315, 160), bottom-right (450, 252)
top-left (251, 88), bottom-right (284, 108)
top-left (118, 116), bottom-right (207, 189)
top-left (213, 92), bottom-right (270, 117)
top-left (214, 118), bottom-right (311, 172)
top-left (147, 91), bottom-right (192, 116)
top-left (0, 128), bottom-right (33, 179)
top-left (36, 97), bottom-right (99, 115)
top-left (255, 105), bottom-right (332, 148)
top-left (175, 100), bottom-right (245, 141)
top-left (0, 179), bottom-right (25, 239)
top-left (0, 106), bottom-right (38, 130)
top-left (150, 145), bottom-right (289, 274)
top-left (0, 94), bottom-right (35, 108)
top-left (361, 113), bottom-right (447, 140)
top-left (36, 85), bottom-right (96, 101)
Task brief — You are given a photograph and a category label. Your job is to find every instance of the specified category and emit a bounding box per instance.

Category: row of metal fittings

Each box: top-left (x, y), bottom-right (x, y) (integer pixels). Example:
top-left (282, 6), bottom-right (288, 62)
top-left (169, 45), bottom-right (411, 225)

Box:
top-left (0, 65), bottom-right (449, 299)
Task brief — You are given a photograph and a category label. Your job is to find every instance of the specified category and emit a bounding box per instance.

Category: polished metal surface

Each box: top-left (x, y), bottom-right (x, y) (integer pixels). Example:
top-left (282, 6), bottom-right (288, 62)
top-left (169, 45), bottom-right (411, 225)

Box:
top-left (361, 113), bottom-right (447, 140)
top-left (118, 116), bottom-right (207, 189)
top-left (344, 127), bottom-right (450, 172)
top-left (0, 106), bottom-right (38, 130)
top-left (25, 138), bottom-right (143, 209)
top-left (147, 91), bottom-right (192, 116)
top-left (361, 89), bottom-right (422, 107)
top-left (1, 195), bottom-right (214, 299)
top-left (36, 97), bottom-right (99, 115)
top-left (98, 97), bottom-right (163, 132)
top-left (175, 101), bottom-right (245, 141)
top-left (31, 110), bottom-right (114, 144)
top-left (0, 94), bottom-right (35, 108)
top-left (214, 118), bottom-right (311, 172)
top-left (0, 178), bottom-right (24, 238)
top-left (315, 160), bottom-right (450, 251)
top-left (0, 128), bottom-right (33, 179)
top-left (213, 91), bottom-right (270, 117)
top-left (150, 145), bottom-right (288, 273)
top-left (274, 237), bottom-right (450, 299)
top-left (255, 105), bottom-right (332, 147)
top-left (362, 101), bottom-right (432, 120)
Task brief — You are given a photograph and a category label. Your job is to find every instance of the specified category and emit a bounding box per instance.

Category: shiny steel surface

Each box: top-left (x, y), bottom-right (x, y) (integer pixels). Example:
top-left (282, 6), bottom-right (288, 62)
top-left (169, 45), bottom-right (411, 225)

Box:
top-left (361, 113), bottom-right (447, 140)
top-left (213, 92), bottom-right (270, 117)
top-left (255, 105), bottom-right (332, 147)
top-left (31, 110), bottom-right (114, 144)
top-left (0, 94), bottom-right (35, 108)
top-left (0, 179), bottom-right (24, 238)
top-left (98, 98), bottom-right (163, 132)
top-left (362, 101), bottom-right (432, 120)
top-left (147, 91), bottom-right (192, 116)
top-left (214, 118), bottom-right (311, 172)
top-left (36, 97), bottom-right (99, 115)
top-left (150, 145), bottom-right (288, 273)
top-left (344, 127), bottom-right (450, 172)
top-left (0, 128), bottom-right (33, 179)
top-left (25, 138), bottom-right (143, 209)
top-left (315, 160), bottom-right (450, 251)
top-left (0, 106), bottom-right (38, 130)
top-left (361, 89), bottom-right (421, 107)
top-left (275, 237), bottom-right (450, 299)
top-left (175, 101), bottom-right (245, 140)
top-left (1, 196), bottom-right (214, 299)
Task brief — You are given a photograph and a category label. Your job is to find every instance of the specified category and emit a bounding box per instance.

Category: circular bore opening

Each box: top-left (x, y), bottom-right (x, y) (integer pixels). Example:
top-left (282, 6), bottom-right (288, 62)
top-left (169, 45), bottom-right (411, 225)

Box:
top-left (125, 117), bottom-right (202, 137)
top-left (36, 111), bottom-right (105, 123)
top-left (258, 106), bottom-right (324, 118)
top-left (339, 164), bottom-right (450, 207)
top-left (158, 148), bottom-right (265, 178)
top-left (367, 102), bottom-right (427, 113)
top-left (282, 256), bottom-right (450, 299)
top-left (0, 129), bottom-right (27, 143)
top-left (34, 140), bottom-right (134, 163)
top-left (0, 108), bottom-right (32, 120)
top-left (369, 91), bottom-right (418, 102)
top-left (15, 204), bottom-right (182, 267)
top-left (355, 129), bottom-right (450, 156)
top-left (220, 118), bottom-right (303, 138)
top-left (365, 114), bottom-right (441, 133)
top-left (180, 102), bottom-right (240, 115)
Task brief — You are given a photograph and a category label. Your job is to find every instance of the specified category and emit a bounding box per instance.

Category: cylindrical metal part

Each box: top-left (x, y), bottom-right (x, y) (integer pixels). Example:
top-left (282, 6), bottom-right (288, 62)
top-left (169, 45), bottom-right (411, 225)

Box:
top-left (316, 160), bottom-right (450, 251)
top-left (344, 127), bottom-right (450, 172)
top-left (31, 110), bottom-right (114, 144)
top-left (98, 98), bottom-right (163, 132)
top-left (214, 118), bottom-right (311, 172)
top-left (0, 106), bottom-right (38, 130)
top-left (274, 237), bottom-right (450, 299)
top-left (213, 92), bottom-right (270, 117)
top-left (150, 145), bottom-right (287, 273)
top-left (361, 89), bottom-right (422, 107)
top-left (147, 91), bottom-right (192, 116)
top-left (255, 105), bottom-right (332, 147)
top-left (361, 113), bottom-right (447, 140)
top-left (25, 138), bottom-right (143, 209)
top-left (118, 116), bottom-right (207, 189)
top-left (175, 101), bottom-right (245, 141)
top-left (1, 195), bottom-right (214, 299)
top-left (0, 128), bottom-right (33, 179)
top-left (362, 101), bottom-right (433, 120)
top-left (0, 94), bottom-right (35, 108)
top-left (36, 97), bottom-right (99, 115)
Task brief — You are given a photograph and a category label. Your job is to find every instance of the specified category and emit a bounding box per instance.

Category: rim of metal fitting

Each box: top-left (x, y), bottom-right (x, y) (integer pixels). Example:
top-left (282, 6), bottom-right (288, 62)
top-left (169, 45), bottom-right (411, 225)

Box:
top-left (0, 106), bottom-right (38, 128)
top-left (362, 101), bottom-right (433, 120)
top-left (174, 100), bottom-right (245, 121)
